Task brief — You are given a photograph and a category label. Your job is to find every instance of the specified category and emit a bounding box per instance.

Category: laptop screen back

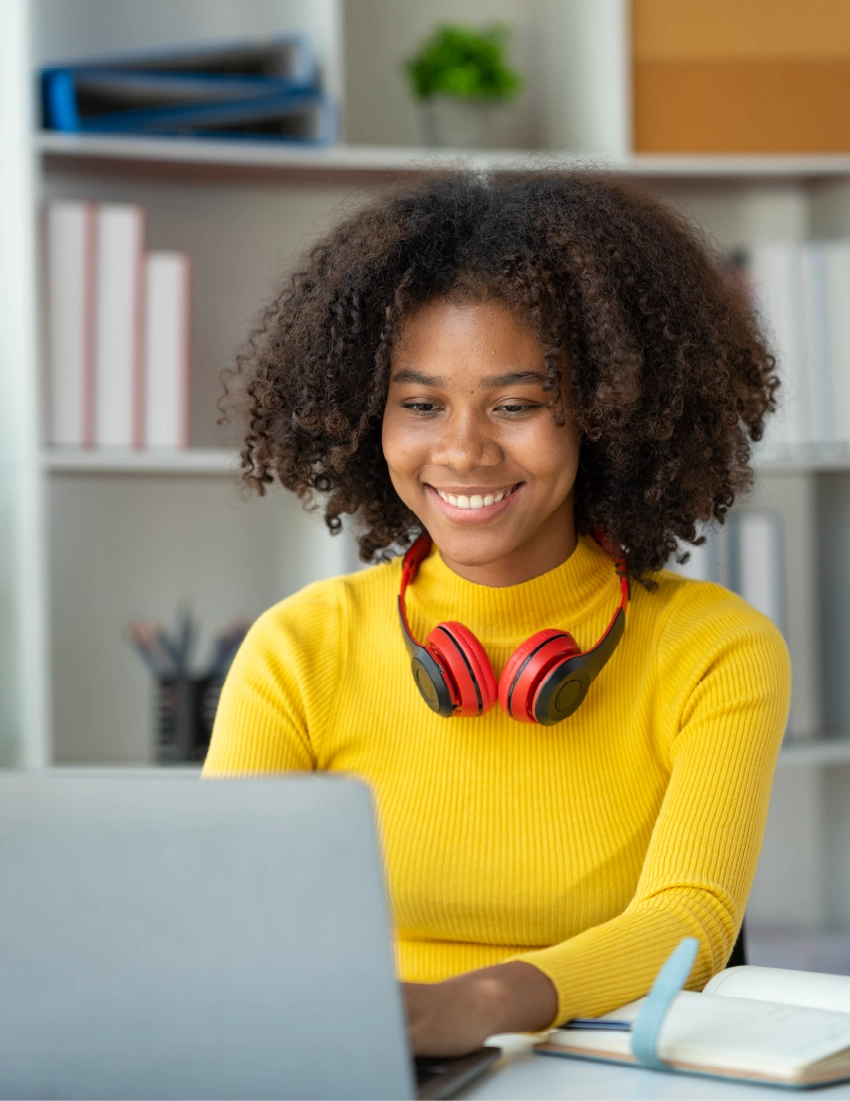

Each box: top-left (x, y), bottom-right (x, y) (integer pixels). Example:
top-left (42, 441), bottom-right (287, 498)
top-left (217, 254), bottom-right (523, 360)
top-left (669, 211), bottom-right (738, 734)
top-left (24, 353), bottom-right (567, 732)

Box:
top-left (0, 772), bottom-right (414, 1100)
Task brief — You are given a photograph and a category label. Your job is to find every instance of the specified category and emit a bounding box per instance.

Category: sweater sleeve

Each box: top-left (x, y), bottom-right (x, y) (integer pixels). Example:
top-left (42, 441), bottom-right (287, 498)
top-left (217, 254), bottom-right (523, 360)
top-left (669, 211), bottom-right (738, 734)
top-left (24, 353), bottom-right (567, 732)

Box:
top-left (514, 589), bottom-right (792, 1026)
top-left (202, 578), bottom-right (346, 776)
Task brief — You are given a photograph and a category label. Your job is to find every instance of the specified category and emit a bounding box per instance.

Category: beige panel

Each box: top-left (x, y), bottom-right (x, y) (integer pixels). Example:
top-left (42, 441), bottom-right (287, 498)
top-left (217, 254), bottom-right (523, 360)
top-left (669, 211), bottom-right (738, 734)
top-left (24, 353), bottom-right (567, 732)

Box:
top-left (634, 61), bottom-right (850, 153)
top-left (633, 0), bottom-right (850, 61)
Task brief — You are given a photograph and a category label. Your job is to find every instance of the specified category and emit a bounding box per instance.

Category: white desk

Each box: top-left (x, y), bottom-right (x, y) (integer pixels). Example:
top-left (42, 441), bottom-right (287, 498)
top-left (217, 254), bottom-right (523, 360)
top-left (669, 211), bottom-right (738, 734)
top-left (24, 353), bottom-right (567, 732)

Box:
top-left (463, 1035), bottom-right (850, 1099)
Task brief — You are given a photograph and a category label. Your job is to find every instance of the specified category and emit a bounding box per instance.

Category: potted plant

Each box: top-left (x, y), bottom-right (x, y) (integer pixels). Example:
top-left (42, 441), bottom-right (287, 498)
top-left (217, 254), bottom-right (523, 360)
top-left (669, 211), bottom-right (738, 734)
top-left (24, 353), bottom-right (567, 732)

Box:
top-left (404, 24), bottom-right (523, 149)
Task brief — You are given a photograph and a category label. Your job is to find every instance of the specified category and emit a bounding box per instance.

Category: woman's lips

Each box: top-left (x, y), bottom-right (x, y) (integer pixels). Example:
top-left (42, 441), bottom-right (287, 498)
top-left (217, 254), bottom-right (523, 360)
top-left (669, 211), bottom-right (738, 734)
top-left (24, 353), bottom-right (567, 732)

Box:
top-left (426, 482), bottom-right (522, 521)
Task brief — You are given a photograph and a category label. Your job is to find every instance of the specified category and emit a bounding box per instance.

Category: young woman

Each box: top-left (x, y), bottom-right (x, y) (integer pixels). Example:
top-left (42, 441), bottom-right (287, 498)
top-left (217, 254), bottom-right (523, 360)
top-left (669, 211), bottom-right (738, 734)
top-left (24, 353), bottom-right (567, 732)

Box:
top-left (203, 171), bottom-right (790, 1056)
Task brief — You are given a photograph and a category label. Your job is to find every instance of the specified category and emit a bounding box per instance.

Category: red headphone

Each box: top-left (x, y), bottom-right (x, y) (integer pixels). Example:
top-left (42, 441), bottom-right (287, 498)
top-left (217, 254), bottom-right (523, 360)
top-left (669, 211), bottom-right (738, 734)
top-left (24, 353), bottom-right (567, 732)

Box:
top-left (398, 533), bottom-right (629, 726)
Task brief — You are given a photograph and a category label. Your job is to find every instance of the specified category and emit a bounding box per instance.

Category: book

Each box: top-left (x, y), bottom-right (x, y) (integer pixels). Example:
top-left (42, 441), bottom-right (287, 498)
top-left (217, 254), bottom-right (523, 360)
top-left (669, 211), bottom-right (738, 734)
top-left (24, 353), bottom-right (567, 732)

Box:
top-left (94, 203), bottom-right (145, 448)
top-left (800, 240), bottom-right (833, 445)
top-left (40, 37), bottom-right (323, 137)
top-left (824, 239), bottom-right (850, 448)
top-left (747, 241), bottom-right (809, 450)
top-left (537, 965), bottom-right (850, 1088)
top-left (46, 200), bottom-right (96, 447)
top-left (44, 78), bottom-right (333, 142)
top-left (144, 251), bottom-right (191, 449)
top-left (112, 88), bottom-right (334, 142)
top-left (727, 509), bottom-right (785, 633)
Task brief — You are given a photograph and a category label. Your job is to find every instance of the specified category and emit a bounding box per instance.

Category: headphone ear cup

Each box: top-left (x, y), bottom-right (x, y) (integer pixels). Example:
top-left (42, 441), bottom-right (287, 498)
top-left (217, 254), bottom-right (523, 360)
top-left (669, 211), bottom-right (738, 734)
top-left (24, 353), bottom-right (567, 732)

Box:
top-left (408, 645), bottom-right (456, 718)
top-left (498, 629), bottom-right (581, 723)
top-left (426, 621), bottom-right (497, 718)
top-left (531, 658), bottom-right (590, 726)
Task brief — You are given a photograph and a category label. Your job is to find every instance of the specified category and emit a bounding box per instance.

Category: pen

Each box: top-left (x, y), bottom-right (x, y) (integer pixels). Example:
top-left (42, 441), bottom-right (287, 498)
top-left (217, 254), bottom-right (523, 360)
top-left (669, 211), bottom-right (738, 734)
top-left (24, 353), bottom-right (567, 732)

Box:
top-left (128, 622), bottom-right (172, 677)
top-left (560, 1018), bottom-right (632, 1031)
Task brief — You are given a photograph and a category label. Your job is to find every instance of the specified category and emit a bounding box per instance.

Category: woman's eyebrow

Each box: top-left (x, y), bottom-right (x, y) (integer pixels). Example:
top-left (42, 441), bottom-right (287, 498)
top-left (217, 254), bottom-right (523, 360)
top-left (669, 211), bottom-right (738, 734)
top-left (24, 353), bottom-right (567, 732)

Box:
top-left (390, 368), bottom-right (546, 387)
top-left (478, 370), bottom-right (546, 387)
top-left (390, 369), bottom-right (446, 386)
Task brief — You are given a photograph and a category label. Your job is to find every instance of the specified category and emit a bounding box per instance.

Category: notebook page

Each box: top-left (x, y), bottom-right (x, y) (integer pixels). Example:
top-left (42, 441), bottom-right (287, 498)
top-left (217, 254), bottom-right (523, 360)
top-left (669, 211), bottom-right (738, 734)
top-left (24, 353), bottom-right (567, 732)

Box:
top-left (705, 966), bottom-right (850, 1015)
top-left (552, 990), bottom-right (850, 1078)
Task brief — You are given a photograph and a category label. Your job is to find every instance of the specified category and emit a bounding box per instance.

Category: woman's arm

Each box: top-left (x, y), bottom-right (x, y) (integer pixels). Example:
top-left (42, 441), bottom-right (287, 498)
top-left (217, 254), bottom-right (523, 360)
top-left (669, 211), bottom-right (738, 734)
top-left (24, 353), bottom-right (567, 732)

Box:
top-left (404, 603), bottom-right (790, 1053)
top-left (203, 580), bottom-right (345, 775)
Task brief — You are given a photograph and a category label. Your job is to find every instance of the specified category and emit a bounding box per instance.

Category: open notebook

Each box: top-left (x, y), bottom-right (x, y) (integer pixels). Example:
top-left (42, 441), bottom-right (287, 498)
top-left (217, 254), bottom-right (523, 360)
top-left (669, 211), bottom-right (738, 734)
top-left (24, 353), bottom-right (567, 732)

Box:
top-left (537, 965), bottom-right (850, 1088)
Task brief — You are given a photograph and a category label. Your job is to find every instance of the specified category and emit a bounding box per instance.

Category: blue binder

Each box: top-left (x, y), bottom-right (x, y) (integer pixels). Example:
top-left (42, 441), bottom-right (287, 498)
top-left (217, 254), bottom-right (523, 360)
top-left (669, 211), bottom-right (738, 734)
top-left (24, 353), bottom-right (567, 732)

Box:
top-left (40, 36), bottom-right (334, 143)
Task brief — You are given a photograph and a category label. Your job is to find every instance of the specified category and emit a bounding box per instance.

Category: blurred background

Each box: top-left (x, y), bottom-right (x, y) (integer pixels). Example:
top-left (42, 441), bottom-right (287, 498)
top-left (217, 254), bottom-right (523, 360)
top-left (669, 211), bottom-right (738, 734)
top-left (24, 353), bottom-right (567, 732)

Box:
top-left (2, 0), bottom-right (850, 972)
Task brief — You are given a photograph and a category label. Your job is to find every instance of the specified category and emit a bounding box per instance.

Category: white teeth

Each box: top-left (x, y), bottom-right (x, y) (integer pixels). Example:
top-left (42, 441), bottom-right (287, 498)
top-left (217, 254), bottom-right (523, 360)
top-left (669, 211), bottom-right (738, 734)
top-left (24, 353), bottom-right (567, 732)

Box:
top-left (436, 487), bottom-right (513, 508)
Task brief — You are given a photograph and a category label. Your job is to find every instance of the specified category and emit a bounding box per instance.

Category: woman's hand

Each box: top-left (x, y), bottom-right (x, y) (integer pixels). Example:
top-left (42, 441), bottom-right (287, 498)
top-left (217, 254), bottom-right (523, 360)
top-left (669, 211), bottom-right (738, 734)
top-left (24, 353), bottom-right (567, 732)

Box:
top-left (403, 960), bottom-right (559, 1056)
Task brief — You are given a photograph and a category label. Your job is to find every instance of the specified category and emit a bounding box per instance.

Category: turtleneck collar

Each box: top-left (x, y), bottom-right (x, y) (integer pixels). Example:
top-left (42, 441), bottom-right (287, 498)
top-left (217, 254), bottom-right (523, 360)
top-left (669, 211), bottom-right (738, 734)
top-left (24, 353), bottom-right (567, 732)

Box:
top-left (405, 534), bottom-right (621, 650)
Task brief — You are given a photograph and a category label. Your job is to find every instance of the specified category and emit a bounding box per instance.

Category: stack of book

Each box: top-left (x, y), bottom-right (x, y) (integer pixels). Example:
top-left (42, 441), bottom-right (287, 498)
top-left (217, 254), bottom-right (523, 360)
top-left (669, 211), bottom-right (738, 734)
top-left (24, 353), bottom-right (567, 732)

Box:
top-left (46, 200), bottom-right (190, 450)
top-left (40, 37), bottom-right (335, 143)
top-left (745, 241), bottom-right (850, 453)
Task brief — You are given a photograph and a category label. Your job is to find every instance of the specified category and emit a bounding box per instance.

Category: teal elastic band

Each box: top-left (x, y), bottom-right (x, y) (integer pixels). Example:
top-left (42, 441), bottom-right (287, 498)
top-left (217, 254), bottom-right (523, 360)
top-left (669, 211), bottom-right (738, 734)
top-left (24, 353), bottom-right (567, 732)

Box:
top-left (631, 937), bottom-right (699, 1070)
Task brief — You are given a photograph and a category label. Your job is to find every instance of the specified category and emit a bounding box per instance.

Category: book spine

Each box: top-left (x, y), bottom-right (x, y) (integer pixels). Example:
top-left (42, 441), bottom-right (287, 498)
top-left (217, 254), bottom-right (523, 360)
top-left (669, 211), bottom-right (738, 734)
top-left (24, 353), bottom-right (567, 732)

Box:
top-left (800, 241), bottom-right (832, 445)
top-left (748, 242), bottom-right (808, 451)
top-left (46, 200), bottom-right (97, 447)
top-left (93, 203), bottom-right (145, 448)
top-left (143, 251), bottom-right (192, 449)
top-left (825, 239), bottom-right (850, 447)
top-left (729, 509), bottom-right (785, 632)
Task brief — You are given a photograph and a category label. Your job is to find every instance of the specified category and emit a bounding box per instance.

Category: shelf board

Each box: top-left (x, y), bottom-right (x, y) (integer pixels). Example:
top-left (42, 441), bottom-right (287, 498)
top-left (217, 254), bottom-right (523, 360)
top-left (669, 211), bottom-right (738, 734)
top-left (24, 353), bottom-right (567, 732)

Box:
top-left (34, 133), bottom-right (850, 180)
top-left (41, 445), bottom-right (850, 476)
top-left (42, 443), bottom-right (850, 479)
top-left (43, 447), bottom-right (239, 474)
top-left (777, 738), bottom-right (850, 767)
top-left (41, 445), bottom-right (850, 480)
top-left (756, 447), bottom-right (850, 474)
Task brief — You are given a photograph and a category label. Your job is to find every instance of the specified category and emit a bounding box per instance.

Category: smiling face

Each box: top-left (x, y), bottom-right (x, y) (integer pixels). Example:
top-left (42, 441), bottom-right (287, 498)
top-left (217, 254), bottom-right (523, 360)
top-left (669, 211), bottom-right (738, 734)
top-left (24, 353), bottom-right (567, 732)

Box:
top-left (382, 297), bottom-right (581, 587)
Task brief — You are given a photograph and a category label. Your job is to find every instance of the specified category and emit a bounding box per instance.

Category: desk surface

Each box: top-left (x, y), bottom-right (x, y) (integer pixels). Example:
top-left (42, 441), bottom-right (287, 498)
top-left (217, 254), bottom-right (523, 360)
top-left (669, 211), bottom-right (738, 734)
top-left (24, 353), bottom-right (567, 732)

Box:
top-left (463, 1035), bottom-right (850, 1100)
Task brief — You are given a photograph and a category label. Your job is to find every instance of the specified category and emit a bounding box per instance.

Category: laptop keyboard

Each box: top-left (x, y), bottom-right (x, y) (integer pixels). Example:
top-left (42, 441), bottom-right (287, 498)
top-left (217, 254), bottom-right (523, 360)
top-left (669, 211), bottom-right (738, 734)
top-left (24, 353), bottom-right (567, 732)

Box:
top-left (414, 1047), bottom-right (501, 1100)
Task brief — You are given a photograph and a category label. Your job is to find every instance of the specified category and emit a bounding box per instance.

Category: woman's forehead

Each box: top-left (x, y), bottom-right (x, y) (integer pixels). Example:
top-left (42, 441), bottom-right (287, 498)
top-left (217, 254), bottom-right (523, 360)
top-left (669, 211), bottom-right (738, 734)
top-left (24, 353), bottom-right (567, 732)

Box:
top-left (392, 299), bottom-right (546, 368)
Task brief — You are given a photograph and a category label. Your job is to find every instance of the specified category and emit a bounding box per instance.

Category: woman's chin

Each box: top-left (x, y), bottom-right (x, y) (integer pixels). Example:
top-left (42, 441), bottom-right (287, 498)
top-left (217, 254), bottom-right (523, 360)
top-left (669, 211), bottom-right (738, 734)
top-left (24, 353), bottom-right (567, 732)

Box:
top-left (428, 525), bottom-right (524, 570)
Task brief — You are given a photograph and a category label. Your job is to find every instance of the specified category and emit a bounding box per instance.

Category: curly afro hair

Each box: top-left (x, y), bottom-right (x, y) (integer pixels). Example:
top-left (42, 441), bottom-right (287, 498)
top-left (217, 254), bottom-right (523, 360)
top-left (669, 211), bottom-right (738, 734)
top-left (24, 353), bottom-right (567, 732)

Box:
top-left (225, 169), bottom-right (777, 579)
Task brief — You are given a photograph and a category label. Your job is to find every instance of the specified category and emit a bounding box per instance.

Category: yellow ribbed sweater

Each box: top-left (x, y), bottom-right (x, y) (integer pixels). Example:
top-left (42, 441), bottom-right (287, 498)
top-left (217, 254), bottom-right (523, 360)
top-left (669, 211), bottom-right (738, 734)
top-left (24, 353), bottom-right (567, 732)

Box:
top-left (203, 535), bottom-right (790, 1025)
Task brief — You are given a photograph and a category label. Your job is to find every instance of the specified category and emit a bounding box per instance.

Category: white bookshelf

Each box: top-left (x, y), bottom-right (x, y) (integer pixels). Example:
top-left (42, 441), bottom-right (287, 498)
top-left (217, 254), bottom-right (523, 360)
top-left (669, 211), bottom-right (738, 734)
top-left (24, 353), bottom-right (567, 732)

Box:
top-left (34, 132), bottom-right (585, 172)
top-left (1, 0), bottom-right (848, 939)
top-left (34, 131), bottom-right (850, 179)
top-left (43, 448), bottom-right (240, 475)
top-left (43, 445), bottom-right (850, 477)
top-left (777, 739), bottom-right (850, 768)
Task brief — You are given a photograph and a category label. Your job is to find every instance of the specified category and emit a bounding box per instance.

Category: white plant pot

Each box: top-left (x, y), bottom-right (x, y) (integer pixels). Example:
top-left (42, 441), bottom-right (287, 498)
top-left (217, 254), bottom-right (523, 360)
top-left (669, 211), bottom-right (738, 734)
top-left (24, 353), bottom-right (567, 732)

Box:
top-left (418, 97), bottom-right (512, 149)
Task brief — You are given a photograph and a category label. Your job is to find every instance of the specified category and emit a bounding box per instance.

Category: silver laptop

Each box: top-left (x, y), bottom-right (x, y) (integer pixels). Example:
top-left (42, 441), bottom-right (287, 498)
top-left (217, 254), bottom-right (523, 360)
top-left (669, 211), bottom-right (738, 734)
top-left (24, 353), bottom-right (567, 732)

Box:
top-left (0, 771), bottom-right (499, 1100)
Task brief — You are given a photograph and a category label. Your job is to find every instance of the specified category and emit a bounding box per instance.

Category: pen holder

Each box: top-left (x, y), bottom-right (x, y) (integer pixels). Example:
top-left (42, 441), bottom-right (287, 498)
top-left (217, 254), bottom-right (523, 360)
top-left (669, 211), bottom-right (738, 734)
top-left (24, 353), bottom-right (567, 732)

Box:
top-left (155, 676), bottom-right (224, 764)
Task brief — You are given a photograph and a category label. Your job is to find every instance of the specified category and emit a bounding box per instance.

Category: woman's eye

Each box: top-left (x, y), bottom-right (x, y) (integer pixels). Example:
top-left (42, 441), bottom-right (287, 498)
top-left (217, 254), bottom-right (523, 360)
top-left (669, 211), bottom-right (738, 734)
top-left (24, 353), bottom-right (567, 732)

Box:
top-left (496, 403), bottom-right (537, 415)
top-left (401, 401), bottom-right (440, 415)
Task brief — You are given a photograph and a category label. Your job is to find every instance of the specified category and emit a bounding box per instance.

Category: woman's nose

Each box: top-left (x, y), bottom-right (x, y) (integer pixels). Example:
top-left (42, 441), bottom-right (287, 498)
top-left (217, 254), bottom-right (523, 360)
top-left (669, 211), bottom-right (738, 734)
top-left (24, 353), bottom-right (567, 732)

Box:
top-left (431, 412), bottom-right (502, 470)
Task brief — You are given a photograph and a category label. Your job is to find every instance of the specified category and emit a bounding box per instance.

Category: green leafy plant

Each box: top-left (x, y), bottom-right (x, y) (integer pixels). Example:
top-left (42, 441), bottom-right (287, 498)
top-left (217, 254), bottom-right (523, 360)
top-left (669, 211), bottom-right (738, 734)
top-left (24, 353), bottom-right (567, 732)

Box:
top-left (405, 24), bottom-right (523, 102)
